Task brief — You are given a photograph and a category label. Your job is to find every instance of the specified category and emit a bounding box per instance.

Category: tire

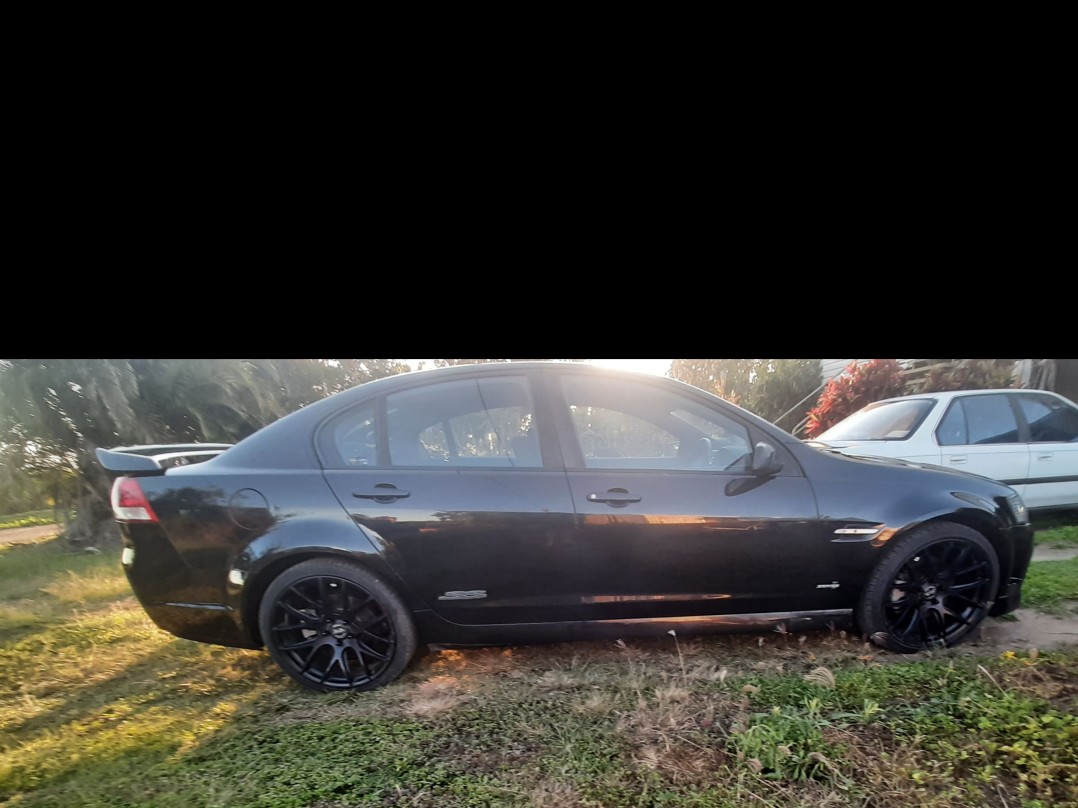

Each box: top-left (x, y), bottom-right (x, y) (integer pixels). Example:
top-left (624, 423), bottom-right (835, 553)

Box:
top-left (857, 522), bottom-right (1000, 653)
top-left (258, 558), bottom-right (418, 692)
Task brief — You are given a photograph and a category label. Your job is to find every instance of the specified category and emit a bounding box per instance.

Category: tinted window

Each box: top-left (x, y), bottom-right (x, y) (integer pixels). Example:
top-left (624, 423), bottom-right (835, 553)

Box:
top-left (386, 376), bottom-right (541, 468)
top-left (560, 376), bottom-right (751, 471)
top-left (959, 395), bottom-right (1020, 445)
top-left (326, 402), bottom-right (380, 468)
top-left (1019, 395), bottom-right (1078, 442)
top-left (817, 399), bottom-right (936, 441)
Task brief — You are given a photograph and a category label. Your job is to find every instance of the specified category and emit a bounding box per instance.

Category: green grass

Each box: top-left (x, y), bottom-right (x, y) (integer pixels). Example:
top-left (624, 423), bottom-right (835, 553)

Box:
top-left (1, 537), bottom-right (1077, 807)
top-left (1024, 557), bottom-right (1078, 611)
top-left (1034, 524), bottom-right (1078, 548)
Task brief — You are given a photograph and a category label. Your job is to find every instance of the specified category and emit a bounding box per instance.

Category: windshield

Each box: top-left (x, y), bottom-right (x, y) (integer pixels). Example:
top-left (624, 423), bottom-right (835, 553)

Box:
top-left (816, 399), bottom-right (936, 442)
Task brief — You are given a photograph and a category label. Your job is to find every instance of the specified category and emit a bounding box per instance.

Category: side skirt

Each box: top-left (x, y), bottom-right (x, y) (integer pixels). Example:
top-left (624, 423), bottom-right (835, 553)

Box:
top-left (413, 608), bottom-right (854, 647)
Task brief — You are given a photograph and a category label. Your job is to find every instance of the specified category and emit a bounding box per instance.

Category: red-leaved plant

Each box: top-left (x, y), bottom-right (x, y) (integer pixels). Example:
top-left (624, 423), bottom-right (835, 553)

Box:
top-left (804, 359), bottom-right (907, 438)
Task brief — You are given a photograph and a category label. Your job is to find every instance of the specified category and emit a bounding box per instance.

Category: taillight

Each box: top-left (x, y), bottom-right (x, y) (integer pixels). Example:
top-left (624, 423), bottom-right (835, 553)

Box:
top-left (110, 477), bottom-right (159, 523)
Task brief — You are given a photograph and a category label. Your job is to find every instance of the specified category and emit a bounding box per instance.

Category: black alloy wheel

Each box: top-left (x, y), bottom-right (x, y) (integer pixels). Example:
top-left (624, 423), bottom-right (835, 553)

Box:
top-left (859, 523), bottom-right (1000, 652)
top-left (259, 559), bottom-right (417, 691)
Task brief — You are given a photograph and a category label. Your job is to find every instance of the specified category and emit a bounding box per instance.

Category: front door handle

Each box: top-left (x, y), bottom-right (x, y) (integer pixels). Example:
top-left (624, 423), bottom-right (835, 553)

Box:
top-left (949, 455), bottom-right (967, 464)
top-left (353, 485), bottom-right (410, 501)
top-left (1037, 453), bottom-right (1053, 461)
top-left (587, 489), bottom-right (641, 506)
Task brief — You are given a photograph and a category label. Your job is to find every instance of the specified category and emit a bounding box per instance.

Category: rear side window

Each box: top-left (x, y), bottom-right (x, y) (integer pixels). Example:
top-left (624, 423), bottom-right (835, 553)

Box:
top-left (1018, 395), bottom-right (1078, 442)
top-left (325, 402), bottom-right (380, 467)
top-left (941, 395), bottom-right (1020, 445)
top-left (386, 376), bottom-right (541, 468)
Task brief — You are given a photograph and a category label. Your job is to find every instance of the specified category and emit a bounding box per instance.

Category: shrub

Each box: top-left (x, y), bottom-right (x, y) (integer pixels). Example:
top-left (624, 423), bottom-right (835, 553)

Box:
top-left (804, 360), bottom-right (906, 438)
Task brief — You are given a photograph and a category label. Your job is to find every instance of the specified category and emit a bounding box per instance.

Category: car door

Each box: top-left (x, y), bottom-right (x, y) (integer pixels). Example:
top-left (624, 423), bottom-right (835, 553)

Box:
top-left (1014, 392), bottom-right (1078, 508)
top-left (548, 370), bottom-right (828, 621)
top-left (319, 372), bottom-right (579, 624)
top-left (934, 393), bottom-right (1030, 495)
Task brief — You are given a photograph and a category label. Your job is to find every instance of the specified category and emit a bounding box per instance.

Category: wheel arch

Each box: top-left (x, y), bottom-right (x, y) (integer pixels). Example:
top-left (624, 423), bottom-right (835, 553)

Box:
top-left (242, 548), bottom-right (421, 647)
top-left (905, 510), bottom-right (1013, 600)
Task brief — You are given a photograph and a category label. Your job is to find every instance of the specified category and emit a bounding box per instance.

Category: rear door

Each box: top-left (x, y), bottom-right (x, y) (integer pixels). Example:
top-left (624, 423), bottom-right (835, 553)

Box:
top-left (1014, 392), bottom-right (1078, 508)
top-left (319, 371), bottom-right (579, 624)
top-left (934, 393), bottom-right (1030, 495)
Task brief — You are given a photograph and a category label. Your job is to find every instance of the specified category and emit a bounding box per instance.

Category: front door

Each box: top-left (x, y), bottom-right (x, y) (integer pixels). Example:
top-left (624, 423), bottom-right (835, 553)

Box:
top-left (548, 371), bottom-right (826, 621)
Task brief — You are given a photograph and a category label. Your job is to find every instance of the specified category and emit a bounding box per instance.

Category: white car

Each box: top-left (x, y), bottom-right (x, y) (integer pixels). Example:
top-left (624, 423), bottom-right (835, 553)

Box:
top-left (812, 388), bottom-right (1078, 510)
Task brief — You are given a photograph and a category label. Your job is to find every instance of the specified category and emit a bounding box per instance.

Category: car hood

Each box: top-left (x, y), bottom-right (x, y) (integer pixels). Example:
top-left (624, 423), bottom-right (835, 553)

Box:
top-left (807, 439), bottom-right (888, 451)
top-left (808, 442), bottom-right (996, 483)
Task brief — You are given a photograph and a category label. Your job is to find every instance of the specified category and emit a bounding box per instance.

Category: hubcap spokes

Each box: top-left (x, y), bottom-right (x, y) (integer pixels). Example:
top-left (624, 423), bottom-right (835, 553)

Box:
top-left (885, 539), bottom-right (992, 647)
top-left (271, 575), bottom-right (394, 688)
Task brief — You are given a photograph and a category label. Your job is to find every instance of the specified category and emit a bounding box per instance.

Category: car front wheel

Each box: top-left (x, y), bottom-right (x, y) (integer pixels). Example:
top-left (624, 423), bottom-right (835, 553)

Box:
top-left (259, 558), bottom-right (418, 692)
top-left (858, 522), bottom-right (1000, 653)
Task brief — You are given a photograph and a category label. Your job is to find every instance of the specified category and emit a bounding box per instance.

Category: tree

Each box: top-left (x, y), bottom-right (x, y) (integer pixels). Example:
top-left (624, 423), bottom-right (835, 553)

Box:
top-left (803, 359), bottom-right (906, 438)
top-left (0, 359), bottom-right (409, 542)
top-left (904, 359), bottom-right (1016, 394)
top-left (670, 359), bottom-right (822, 430)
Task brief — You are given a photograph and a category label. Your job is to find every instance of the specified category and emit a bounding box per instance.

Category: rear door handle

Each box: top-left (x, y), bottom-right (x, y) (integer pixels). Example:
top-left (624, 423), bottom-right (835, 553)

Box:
top-left (587, 490), bottom-right (641, 506)
top-left (353, 486), bottom-right (410, 500)
top-left (949, 455), bottom-right (967, 464)
top-left (1037, 453), bottom-right (1053, 461)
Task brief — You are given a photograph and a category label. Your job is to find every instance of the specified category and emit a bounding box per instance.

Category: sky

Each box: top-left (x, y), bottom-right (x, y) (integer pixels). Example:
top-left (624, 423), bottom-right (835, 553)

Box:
top-left (404, 360), bottom-right (673, 377)
top-left (588, 359), bottom-right (672, 377)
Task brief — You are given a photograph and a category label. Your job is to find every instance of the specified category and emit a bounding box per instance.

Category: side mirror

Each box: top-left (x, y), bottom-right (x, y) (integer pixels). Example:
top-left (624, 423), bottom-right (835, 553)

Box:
top-left (750, 442), bottom-right (783, 477)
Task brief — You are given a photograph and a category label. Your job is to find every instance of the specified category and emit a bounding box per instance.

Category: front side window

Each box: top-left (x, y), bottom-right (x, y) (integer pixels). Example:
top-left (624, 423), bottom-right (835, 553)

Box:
top-left (560, 376), bottom-right (751, 471)
top-left (386, 376), bottom-right (541, 468)
top-left (956, 394), bottom-right (1020, 445)
top-left (1019, 394), bottom-right (1078, 443)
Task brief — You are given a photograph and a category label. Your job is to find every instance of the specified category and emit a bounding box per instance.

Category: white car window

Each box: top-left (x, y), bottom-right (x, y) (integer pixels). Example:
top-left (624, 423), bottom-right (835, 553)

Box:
top-left (1019, 395), bottom-right (1078, 443)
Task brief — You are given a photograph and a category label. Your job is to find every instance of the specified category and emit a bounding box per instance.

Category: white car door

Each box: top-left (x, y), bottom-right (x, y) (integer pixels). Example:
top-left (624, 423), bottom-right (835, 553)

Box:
top-left (934, 394), bottom-right (1030, 497)
top-left (1015, 392), bottom-right (1078, 509)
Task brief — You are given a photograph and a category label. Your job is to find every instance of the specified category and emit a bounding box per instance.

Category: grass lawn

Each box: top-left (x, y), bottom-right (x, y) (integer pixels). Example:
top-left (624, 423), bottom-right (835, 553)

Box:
top-left (1, 532), bottom-right (1076, 807)
top-left (1032, 510), bottom-right (1078, 547)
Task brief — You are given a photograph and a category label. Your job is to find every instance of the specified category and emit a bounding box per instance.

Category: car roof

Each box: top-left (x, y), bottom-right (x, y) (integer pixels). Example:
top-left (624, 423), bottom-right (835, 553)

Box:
top-left (213, 361), bottom-right (797, 470)
top-left (872, 388), bottom-right (1064, 406)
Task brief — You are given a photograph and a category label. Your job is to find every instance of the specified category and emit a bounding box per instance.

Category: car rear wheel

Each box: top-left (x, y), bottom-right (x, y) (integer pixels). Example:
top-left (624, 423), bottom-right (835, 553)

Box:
top-left (259, 558), bottom-right (417, 692)
top-left (858, 522), bottom-right (1000, 653)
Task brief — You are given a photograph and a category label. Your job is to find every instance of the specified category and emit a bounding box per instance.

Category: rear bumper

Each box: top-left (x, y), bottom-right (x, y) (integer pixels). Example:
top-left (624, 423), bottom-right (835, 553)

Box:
top-left (121, 524), bottom-right (257, 648)
top-left (140, 601), bottom-right (258, 649)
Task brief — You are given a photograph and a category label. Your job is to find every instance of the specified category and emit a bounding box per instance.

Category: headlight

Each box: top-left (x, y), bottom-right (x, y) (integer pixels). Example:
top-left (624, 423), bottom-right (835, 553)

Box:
top-left (1006, 493), bottom-right (1029, 525)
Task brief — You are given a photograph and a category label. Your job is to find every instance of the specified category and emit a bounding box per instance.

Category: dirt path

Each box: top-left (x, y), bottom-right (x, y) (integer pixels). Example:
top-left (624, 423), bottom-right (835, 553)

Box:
top-left (1032, 545), bottom-right (1078, 562)
top-left (0, 524), bottom-right (60, 546)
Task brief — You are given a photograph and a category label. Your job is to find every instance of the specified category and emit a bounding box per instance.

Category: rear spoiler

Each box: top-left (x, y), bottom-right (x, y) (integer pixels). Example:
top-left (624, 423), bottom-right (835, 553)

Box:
top-left (96, 444), bottom-right (233, 476)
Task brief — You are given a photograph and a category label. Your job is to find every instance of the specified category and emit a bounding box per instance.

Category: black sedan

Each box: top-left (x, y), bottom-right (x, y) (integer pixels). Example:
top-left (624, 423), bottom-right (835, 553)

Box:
top-left (98, 362), bottom-right (1034, 692)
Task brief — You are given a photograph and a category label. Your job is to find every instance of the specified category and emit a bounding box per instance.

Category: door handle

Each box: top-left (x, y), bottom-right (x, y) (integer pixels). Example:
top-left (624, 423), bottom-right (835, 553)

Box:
top-left (587, 490), bottom-right (641, 506)
top-left (353, 485), bottom-right (410, 501)
top-left (949, 455), bottom-right (967, 464)
top-left (1037, 453), bottom-right (1053, 461)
